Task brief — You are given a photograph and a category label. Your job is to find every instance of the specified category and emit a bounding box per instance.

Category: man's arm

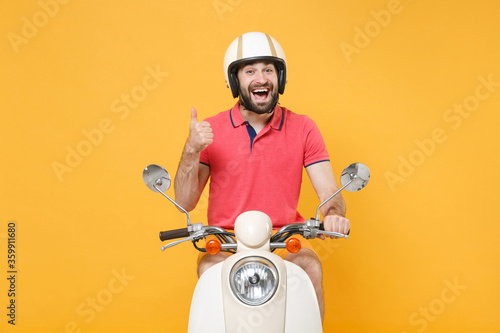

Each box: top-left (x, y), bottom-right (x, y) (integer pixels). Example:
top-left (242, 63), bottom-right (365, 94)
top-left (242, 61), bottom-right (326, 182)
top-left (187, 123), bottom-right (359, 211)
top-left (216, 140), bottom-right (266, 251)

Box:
top-left (174, 108), bottom-right (213, 212)
top-left (305, 161), bottom-right (350, 239)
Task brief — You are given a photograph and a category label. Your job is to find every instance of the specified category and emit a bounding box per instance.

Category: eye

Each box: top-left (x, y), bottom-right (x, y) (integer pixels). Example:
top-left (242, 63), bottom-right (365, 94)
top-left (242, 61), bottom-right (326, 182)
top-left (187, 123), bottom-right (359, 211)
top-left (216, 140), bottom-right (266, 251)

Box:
top-left (246, 70), bottom-right (254, 74)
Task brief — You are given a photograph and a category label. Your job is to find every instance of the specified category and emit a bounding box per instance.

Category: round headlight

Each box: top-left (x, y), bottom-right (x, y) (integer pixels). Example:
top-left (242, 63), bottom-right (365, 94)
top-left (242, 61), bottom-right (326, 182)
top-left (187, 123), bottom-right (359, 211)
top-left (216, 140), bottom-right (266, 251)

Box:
top-left (229, 257), bottom-right (279, 306)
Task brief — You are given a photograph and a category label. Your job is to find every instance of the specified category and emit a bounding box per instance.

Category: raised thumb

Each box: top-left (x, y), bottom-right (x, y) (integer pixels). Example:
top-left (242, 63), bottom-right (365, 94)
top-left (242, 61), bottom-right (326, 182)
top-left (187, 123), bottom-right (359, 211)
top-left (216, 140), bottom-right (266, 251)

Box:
top-left (191, 107), bottom-right (198, 123)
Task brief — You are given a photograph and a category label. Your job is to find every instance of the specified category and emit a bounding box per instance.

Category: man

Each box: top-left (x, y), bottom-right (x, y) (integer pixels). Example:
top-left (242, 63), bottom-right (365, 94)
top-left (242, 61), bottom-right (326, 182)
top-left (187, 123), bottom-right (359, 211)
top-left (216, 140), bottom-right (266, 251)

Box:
top-left (173, 32), bottom-right (349, 321)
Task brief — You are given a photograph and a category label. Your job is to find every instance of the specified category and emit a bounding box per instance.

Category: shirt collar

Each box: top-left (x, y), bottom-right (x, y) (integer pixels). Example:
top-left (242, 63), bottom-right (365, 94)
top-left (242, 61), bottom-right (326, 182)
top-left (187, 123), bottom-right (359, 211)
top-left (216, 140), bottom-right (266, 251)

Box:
top-left (229, 101), bottom-right (284, 130)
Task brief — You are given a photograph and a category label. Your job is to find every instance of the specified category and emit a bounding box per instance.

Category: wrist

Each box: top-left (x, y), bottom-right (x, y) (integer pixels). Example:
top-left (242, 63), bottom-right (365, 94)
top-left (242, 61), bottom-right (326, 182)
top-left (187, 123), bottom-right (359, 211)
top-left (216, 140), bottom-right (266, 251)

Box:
top-left (324, 207), bottom-right (346, 218)
top-left (184, 142), bottom-right (201, 155)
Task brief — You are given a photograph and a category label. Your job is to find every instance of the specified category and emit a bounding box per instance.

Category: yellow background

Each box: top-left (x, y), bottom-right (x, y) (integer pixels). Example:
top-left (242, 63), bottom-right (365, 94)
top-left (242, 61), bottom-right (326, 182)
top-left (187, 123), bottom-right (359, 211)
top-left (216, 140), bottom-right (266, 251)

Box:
top-left (1, 0), bottom-right (499, 332)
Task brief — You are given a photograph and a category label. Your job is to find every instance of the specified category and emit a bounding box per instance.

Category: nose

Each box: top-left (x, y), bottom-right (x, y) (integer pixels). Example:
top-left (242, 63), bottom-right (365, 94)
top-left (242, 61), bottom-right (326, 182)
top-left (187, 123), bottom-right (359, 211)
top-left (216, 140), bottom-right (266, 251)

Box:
top-left (254, 70), bottom-right (266, 84)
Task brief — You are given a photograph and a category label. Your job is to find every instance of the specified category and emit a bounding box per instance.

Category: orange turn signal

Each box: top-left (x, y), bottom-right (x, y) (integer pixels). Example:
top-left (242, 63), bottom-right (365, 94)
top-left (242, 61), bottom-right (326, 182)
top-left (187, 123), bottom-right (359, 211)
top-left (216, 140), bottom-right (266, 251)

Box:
top-left (286, 237), bottom-right (301, 254)
top-left (206, 239), bottom-right (222, 255)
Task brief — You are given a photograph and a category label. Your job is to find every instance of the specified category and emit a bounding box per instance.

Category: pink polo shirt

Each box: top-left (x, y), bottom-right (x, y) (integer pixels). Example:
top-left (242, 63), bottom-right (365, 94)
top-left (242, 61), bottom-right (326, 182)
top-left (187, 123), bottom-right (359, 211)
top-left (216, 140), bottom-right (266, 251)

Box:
top-left (199, 102), bottom-right (330, 229)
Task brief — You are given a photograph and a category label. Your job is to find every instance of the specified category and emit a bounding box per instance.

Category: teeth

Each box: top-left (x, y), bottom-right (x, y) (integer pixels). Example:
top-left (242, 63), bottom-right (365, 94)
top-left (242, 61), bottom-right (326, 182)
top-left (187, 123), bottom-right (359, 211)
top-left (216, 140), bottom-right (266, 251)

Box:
top-left (253, 89), bottom-right (268, 93)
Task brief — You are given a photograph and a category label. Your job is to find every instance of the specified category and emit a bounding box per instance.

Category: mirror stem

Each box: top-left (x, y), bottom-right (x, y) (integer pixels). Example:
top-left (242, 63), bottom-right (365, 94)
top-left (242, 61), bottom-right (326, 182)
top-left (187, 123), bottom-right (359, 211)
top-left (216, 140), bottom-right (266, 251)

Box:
top-left (153, 183), bottom-right (192, 227)
top-left (315, 179), bottom-right (353, 221)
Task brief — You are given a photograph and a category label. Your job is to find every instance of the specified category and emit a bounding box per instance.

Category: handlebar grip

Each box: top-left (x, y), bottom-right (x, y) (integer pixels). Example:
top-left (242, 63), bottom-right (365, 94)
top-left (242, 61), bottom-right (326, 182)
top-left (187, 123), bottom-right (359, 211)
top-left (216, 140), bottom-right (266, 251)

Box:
top-left (319, 224), bottom-right (350, 235)
top-left (159, 228), bottom-right (190, 241)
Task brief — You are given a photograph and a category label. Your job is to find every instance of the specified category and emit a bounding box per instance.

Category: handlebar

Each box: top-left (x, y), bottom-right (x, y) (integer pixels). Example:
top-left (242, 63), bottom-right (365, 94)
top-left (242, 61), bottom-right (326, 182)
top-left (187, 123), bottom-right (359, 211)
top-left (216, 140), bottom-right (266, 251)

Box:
top-left (159, 228), bottom-right (190, 241)
top-left (158, 221), bottom-right (349, 252)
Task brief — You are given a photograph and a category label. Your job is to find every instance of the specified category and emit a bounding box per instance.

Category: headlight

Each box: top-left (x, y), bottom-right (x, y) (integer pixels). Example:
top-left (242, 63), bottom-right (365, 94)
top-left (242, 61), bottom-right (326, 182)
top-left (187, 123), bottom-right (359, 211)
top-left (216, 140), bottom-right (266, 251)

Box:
top-left (229, 256), bottom-right (279, 306)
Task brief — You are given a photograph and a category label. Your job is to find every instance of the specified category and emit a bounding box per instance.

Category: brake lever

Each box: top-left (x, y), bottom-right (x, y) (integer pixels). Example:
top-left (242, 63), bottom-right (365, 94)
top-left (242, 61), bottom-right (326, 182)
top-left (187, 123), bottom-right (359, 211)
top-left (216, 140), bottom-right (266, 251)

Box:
top-left (161, 235), bottom-right (196, 251)
top-left (316, 230), bottom-right (349, 239)
top-left (160, 229), bottom-right (206, 251)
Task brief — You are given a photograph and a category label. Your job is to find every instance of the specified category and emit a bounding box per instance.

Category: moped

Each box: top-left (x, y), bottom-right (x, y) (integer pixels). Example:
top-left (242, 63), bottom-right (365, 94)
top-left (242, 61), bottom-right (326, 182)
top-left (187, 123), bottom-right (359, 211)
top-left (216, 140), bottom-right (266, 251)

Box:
top-left (142, 163), bottom-right (370, 332)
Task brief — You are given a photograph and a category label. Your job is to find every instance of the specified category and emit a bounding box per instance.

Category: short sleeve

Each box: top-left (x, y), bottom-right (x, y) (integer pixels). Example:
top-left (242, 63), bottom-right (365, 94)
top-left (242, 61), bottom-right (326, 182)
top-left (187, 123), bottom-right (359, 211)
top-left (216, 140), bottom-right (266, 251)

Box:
top-left (199, 146), bottom-right (210, 166)
top-left (303, 117), bottom-right (330, 167)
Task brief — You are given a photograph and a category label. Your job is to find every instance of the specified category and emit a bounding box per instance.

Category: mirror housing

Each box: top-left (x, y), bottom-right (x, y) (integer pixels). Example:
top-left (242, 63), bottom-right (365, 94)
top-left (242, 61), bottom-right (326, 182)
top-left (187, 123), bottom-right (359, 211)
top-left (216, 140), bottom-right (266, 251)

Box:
top-left (315, 163), bottom-right (370, 221)
top-left (143, 164), bottom-right (192, 227)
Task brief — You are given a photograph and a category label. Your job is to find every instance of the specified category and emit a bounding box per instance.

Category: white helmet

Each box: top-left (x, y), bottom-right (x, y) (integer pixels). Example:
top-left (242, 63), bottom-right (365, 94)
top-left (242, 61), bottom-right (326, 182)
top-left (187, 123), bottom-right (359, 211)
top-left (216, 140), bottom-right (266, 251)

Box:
top-left (223, 32), bottom-right (287, 99)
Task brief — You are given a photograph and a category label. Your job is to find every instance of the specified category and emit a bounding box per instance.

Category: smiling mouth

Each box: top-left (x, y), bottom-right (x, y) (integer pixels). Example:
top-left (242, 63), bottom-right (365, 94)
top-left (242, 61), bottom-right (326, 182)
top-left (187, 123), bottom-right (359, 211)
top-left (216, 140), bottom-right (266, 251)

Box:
top-left (251, 88), bottom-right (270, 102)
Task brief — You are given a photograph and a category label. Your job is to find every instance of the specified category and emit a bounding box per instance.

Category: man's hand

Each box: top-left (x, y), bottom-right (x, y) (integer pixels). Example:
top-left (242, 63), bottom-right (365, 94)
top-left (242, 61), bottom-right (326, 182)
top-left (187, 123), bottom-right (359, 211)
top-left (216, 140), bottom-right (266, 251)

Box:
top-left (320, 215), bottom-right (350, 239)
top-left (187, 107), bottom-right (213, 153)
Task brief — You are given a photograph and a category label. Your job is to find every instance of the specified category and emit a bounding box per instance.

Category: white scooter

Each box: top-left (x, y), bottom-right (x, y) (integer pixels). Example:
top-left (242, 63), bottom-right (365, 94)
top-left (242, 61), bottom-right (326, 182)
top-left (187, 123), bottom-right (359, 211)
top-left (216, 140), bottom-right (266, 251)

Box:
top-left (142, 163), bottom-right (370, 332)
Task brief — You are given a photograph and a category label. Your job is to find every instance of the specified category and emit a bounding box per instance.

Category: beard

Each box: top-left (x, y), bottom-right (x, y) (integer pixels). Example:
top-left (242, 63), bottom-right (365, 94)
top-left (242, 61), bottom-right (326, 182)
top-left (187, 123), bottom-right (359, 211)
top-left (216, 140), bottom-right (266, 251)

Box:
top-left (239, 83), bottom-right (279, 114)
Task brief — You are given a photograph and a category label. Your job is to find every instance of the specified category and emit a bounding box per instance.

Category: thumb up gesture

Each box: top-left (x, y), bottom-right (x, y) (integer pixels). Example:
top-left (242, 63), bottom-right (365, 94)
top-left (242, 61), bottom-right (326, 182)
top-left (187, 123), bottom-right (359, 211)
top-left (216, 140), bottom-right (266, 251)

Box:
top-left (187, 108), bottom-right (213, 153)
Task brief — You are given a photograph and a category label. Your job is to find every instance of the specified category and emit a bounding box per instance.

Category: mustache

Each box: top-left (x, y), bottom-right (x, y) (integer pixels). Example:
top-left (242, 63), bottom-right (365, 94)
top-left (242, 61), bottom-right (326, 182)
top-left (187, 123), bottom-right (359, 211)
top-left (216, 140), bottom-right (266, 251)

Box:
top-left (248, 83), bottom-right (273, 91)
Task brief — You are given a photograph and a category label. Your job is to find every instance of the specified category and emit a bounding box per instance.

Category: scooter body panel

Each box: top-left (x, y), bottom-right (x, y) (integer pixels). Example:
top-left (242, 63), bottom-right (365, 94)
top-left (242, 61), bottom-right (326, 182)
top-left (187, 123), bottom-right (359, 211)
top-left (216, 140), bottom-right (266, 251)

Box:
top-left (284, 261), bottom-right (323, 332)
top-left (188, 255), bottom-right (322, 332)
top-left (221, 250), bottom-right (287, 333)
top-left (187, 262), bottom-right (225, 333)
